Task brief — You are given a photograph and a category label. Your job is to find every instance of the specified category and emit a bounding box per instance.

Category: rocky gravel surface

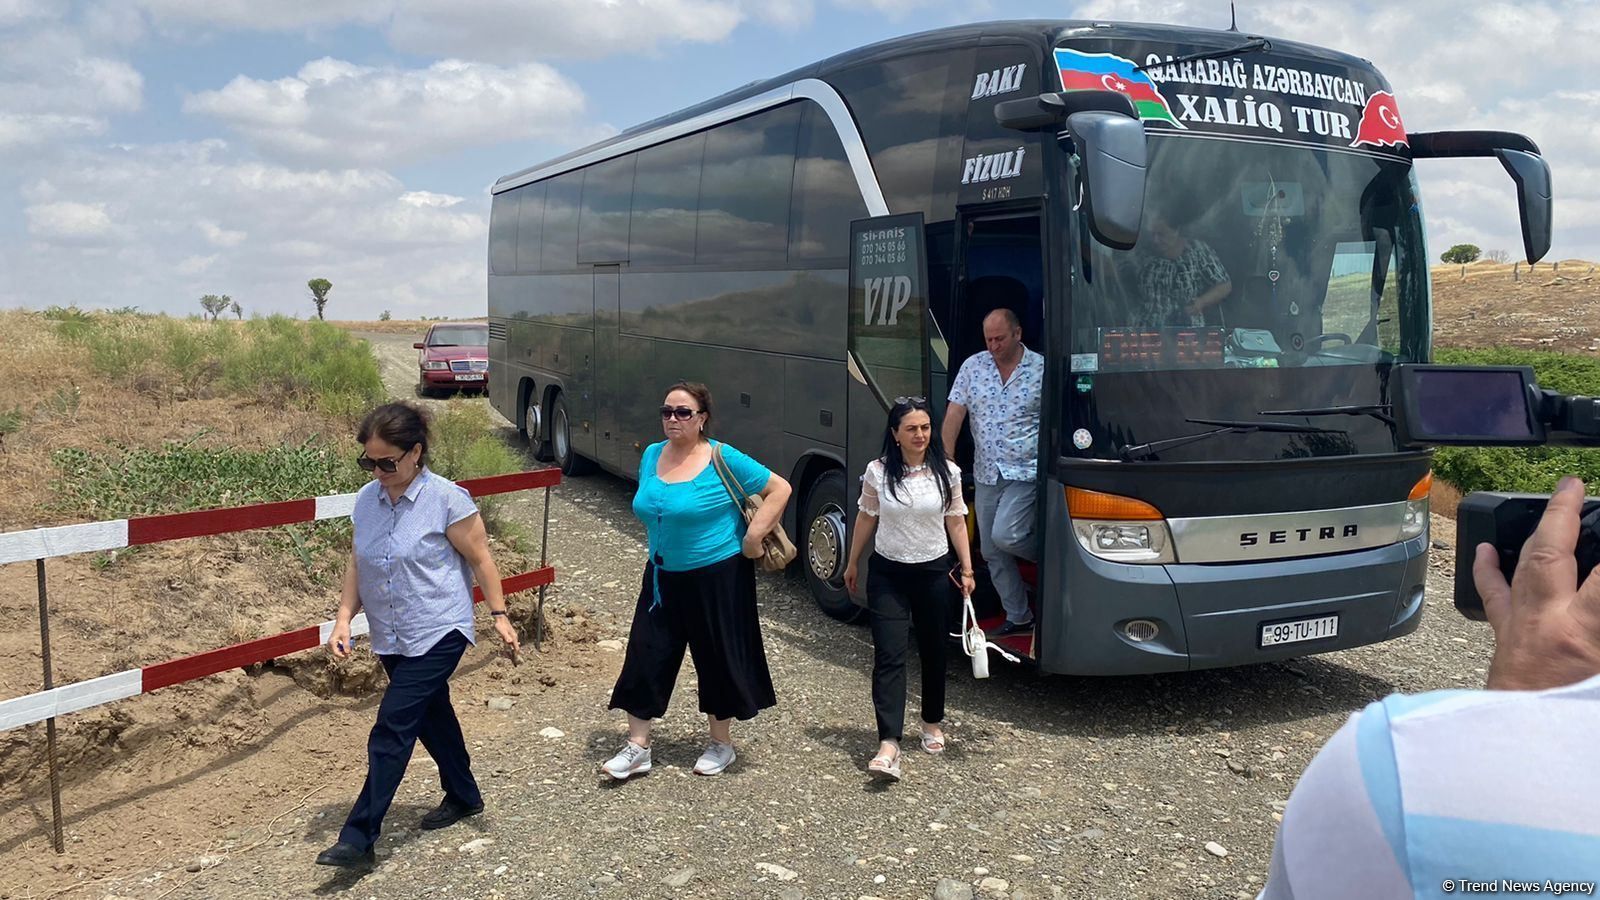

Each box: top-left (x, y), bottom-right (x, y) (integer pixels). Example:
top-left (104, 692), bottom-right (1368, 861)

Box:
top-left (25, 333), bottom-right (1491, 900)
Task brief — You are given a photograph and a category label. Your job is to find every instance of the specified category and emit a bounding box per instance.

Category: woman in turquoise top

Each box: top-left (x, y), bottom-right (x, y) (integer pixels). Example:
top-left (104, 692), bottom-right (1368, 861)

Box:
top-left (603, 382), bottom-right (792, 780)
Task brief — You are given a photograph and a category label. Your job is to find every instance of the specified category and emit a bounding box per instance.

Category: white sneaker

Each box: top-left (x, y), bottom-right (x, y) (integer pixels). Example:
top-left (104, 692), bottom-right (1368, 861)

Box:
top-left (601, 742), bottom-right (652, 780)
top-left (692, 740), bottom-right (736, 776)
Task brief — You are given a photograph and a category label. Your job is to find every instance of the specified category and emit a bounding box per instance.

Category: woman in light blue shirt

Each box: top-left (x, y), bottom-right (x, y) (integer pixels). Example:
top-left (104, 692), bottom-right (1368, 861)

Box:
top-left (315, 402), bottom-right (520, 869)
top-left (602, 382), bottom-right (792, 780)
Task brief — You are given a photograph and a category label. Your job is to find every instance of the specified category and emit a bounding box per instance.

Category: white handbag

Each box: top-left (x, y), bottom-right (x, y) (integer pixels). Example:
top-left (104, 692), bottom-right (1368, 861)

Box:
top-left (956, 593), bottom-right (1020, 679)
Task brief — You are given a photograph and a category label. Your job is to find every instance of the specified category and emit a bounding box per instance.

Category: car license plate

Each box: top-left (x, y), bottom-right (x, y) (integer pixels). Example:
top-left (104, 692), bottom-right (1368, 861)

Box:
top-left (1259, 614), bottom-right (1339, 647)
top-left (455, 373), bottom-right (485, 382)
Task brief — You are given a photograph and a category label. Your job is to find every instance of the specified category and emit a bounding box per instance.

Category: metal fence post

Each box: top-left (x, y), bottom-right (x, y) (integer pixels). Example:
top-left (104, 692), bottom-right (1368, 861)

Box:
top-left (36, 559), bottom-right (65, 854)
top-left (534, 483), bottom-right (552, 652)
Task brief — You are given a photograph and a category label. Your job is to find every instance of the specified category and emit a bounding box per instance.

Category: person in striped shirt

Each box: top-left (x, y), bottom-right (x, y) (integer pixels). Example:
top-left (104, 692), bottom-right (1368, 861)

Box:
top-left (1261, 477), bottom-right (1600, 898)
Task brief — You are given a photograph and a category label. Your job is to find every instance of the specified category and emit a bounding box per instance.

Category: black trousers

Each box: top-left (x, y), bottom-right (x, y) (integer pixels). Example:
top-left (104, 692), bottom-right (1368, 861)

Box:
top-left (339, 629), bottom-right (479, 850)
top-left (609, 553), bottom-right (776, 721)
top-left (869, 552), bottom-right (955, 742)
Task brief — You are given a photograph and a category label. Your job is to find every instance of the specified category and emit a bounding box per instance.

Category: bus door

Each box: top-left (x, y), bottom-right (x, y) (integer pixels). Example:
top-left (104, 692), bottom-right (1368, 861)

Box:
top-left (846, 213), bottom-right (931, 550)
top-left (950, 208), bottom-right (1047, 655)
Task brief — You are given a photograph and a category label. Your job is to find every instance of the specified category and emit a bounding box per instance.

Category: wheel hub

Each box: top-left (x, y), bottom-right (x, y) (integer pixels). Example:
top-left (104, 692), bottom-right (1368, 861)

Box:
top-left (807, 504), bottom-right (846, 585)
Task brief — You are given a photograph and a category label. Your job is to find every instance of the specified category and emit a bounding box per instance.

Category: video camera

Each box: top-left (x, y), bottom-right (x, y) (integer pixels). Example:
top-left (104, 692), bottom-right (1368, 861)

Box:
top-left (1392, 364), bottom-right (1600, 620)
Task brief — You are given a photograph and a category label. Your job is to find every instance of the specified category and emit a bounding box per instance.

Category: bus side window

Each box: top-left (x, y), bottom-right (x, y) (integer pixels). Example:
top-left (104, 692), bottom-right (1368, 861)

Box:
top-left (630, 134), bottom-right (705, 268)
top-left (696, 105), bottom-right (801, 266)
top-left (789, 102), bottom-right (867, 263)
top-left (489, 190), bottom-right (519, 276)
top-left (514, 182), bottom-right (546, 274)
top-left (541, 171), bottom-right (583, 272)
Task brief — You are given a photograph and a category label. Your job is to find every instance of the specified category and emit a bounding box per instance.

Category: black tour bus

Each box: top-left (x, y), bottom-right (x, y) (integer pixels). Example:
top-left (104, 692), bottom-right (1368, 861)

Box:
top-left (486, 19), bottom-right (1552, 674)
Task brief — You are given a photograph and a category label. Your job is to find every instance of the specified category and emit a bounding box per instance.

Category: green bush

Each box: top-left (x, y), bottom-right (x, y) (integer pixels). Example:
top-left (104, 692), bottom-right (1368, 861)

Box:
top-left (1429, 348), bottom-right (1600, 493)
top-left (50, 436), bottom-right (368, 581)
top-left (220, 316), bottom-right (384, 417)
top-left (428, 400), bottom-right (531, 549)
top-left (85, 321), bottom-right (159, 379)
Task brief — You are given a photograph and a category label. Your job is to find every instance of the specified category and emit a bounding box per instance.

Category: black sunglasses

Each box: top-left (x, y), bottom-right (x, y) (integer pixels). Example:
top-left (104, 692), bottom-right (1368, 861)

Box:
top-left (660, 405), bottom-right (701, 421)
top-left (357, 454), bottom-right (402, 473)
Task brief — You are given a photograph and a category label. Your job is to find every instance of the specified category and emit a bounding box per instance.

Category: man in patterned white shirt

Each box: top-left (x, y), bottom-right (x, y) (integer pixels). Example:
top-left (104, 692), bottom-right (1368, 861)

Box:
top-left (942, 307), bottom-right (1044, 635)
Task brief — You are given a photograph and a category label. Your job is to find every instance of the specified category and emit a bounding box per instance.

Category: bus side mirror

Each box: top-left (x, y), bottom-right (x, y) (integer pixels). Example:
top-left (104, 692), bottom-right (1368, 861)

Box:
top-left (1067, 111), bottom-right (1147, 251)
top-left (1409, 131), bottom-right (1553, 264)
top-left (1496, 149), bottom-right (1552, 265)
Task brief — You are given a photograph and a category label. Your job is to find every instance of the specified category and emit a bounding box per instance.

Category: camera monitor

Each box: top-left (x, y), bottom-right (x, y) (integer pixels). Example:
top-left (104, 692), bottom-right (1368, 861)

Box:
top-left (1393, 365), bottom-right (1544, 448)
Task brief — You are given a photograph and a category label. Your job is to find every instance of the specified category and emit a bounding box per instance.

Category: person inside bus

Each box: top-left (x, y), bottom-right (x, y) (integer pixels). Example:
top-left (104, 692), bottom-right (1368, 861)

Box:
top-left (317, 402), bottom-right (520, 869)
top-left (1135, 213), bottom-right (1233, 328)
top-left (942, 307), bottom-right (1044, 636)
top-left (1260, 476), bottom-right (1600, 898)
top-left (601, 382), bottom-right (792, 781)
top-left (841, 397), bottom-right (977, 781)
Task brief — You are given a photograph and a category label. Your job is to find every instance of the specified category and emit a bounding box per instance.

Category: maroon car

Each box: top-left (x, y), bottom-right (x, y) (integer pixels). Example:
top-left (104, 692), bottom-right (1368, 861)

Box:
top-left (414, 323), bottom-right (489, 397)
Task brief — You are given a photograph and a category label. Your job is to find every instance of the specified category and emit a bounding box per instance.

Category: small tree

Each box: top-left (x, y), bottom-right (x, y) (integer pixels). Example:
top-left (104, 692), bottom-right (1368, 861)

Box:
top-left (231, 298), bottom-right (243, 319)
top-left (307, 278), bottom-right (333, 320)
top-left (1440, 243), bottom-right (1481, 264)
top-left (1485, 248), bottom-right (1510, 264)
top-left (379, 309), bottom-right (392, 322)
top-left (199, 293), bottom-right (230, 321)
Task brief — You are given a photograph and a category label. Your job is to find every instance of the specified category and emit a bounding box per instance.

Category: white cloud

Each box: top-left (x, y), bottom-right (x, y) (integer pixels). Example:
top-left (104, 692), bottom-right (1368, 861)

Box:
top-left (26, 201), bottom-right (114, 243)
top-left (198, 220), bottom-right (246, 247)
top-left (184, 57), bottom-right (588, 167)
top-left (0, 0), bottom-right (58, 27)
top-left (133, 0), bottom-right (388, 31)
top-left (1, 141), bottom-right (489, 318)
top-left (0, 24), bottom-right (143, 158)
top-left (133, 0), bottom-right (807, 60)
top-left (1072, 0), bottom-right (1600, 260)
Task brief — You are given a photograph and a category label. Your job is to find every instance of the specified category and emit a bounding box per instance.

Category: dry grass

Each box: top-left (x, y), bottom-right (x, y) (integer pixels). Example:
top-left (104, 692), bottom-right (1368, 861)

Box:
top-left (327, 317), bottom-right (486, 336)
top-left (1431, 258), bottom-right (1600, 353)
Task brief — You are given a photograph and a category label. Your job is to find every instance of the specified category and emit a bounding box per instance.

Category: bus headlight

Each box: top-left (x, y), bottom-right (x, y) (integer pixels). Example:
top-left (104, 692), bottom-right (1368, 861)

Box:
top-left (1401, 473), bottom-right (1432, 541)
top-left (1067, 488), bottom-right (1176, 565)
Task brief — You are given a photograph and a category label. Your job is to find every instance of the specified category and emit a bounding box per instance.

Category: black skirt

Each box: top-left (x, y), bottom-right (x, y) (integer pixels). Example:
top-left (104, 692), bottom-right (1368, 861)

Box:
top-left (608, 553), bottom-right (777, 721)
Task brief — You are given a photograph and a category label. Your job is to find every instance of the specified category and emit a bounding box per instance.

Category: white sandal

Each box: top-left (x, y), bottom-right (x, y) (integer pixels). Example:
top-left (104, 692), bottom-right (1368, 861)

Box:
top-left (920, 728), bottom-right (947, 754)
top-left (867, 750), bottom-right (902, 781)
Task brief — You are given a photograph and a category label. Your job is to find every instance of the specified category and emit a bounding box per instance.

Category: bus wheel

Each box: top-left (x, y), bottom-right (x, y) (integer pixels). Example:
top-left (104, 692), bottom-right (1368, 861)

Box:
top-left (550, 393), bottom-right (594, 476)
top-left (802, 470), bottom-right (863, 623)
top-left (523, 390), bottom-right (553, 461)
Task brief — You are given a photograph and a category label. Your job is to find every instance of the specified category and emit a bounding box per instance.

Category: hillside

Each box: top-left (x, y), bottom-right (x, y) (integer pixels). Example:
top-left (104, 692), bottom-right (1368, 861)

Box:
top-left (1431, 258), bottom-right (1600, 353)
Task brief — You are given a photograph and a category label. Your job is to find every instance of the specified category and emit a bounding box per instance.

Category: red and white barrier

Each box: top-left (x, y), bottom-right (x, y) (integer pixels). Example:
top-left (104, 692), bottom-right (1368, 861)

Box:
top-left (0, 469), bottom-right (561, 733)
top-left (0, 469), bottom-right (558, 565)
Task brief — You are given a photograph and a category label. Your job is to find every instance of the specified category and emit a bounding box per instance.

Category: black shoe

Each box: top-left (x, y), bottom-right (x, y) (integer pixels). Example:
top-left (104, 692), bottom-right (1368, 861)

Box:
top-left (419, 798), bottom-right (485, 831)
top-left (315, 841), bottom-right (375, 868)
top-left (993, 618), bottom-right (1035, 637)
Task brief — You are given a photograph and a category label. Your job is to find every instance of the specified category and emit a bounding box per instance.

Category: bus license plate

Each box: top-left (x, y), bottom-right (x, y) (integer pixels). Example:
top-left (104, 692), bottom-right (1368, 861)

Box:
top-left (1259, 615), bottom-right (1339, 647)
top-left (455, 373), bottom-right (485, 382)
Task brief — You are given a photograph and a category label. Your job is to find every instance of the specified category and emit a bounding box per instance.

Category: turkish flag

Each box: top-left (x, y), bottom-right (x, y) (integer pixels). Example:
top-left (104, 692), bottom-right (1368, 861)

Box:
top-left (1352, 91), bottom-right (1407, 149)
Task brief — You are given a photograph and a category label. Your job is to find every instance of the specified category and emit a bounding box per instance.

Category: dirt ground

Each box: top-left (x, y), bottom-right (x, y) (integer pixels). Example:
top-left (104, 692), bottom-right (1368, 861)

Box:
top-left (0, 331), bottom-right (1498, 900)
top-left (1430, 258), bottom-right (1600, 352)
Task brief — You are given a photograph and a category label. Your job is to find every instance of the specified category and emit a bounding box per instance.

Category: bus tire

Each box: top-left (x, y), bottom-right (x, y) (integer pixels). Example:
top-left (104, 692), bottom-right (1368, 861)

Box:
top-left (521, 386), bottom-right (553, 462)
top-left (801, 470), bottom-right (863, 623)
top-left (550, 392), bottom-right (595, 476)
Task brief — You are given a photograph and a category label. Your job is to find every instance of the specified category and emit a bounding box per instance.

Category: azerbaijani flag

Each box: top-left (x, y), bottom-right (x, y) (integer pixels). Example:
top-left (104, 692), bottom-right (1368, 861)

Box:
top-left (1054, 48), bottom-right (1185, 129)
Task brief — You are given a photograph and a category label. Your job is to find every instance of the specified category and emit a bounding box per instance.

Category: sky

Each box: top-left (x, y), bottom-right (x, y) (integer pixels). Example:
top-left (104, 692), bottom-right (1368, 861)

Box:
top-left (1, 0), bottom-right (1595, 320)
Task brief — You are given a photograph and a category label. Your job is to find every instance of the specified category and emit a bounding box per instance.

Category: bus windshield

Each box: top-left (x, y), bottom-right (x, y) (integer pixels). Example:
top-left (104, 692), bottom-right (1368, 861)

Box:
top-left (1067, 135), bottom-right (1431, 462)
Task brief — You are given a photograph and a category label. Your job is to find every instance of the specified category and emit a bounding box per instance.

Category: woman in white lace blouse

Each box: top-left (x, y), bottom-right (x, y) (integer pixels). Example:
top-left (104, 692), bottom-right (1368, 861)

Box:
top-left (842, 397), bottom-right (976, 781)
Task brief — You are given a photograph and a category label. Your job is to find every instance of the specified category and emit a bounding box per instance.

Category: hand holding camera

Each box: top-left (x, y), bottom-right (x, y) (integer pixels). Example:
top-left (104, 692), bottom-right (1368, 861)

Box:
top-left (1471, 477), bottom-right (1600, 691)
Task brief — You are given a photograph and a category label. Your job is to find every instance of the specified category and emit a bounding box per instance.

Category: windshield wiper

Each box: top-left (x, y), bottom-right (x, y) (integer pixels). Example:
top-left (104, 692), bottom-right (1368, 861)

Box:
top-left (1257, 405), bottom-right (1396, 427)
top-left (1120, 417), bottom-right (1341, 461)
top-left (1134, 38), bottom-right (1271, 73)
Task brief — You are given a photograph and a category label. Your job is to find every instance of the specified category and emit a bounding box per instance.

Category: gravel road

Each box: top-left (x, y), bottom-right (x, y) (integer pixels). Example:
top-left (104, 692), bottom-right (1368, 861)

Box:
top-left (47, 332), bottom-right (1489, 900)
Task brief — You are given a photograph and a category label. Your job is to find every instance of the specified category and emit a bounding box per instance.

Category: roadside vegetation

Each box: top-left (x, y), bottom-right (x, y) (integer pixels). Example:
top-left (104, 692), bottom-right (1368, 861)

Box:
top-left (8, 308), bottom-right (531, 581)
top-left (1430, 347), bottom-right (1600, 493)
